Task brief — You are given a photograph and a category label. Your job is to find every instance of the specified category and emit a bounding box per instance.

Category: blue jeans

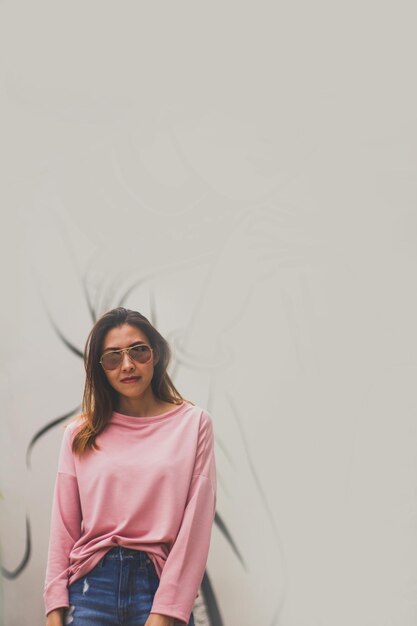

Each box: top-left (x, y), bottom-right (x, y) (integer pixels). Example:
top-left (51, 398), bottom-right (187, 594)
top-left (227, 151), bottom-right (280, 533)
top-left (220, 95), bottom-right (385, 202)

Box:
top-left (64, 546), bottom-right (196, 626)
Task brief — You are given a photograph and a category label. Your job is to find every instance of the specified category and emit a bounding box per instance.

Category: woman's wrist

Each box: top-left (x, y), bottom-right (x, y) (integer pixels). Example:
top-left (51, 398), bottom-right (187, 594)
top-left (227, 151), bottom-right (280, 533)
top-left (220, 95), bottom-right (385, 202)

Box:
top-left (46, 607), bottom-right (64, 621)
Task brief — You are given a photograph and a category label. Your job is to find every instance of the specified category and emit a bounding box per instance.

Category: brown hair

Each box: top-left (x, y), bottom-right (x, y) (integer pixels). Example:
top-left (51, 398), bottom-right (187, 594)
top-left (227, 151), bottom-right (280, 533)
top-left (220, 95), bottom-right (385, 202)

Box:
top-left (71, 307), bottom-right (192, 456)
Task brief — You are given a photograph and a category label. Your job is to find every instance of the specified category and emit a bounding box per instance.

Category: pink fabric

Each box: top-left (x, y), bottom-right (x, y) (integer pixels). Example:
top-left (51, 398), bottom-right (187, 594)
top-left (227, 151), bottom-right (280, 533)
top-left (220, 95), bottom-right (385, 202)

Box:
top-left (43, 401), bottom-right (217, 624)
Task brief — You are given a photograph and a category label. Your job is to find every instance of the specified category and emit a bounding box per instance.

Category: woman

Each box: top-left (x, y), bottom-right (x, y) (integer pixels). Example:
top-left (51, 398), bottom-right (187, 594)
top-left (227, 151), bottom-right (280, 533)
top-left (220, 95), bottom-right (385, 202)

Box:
top-left (43, 307), bottom-right (217, 626)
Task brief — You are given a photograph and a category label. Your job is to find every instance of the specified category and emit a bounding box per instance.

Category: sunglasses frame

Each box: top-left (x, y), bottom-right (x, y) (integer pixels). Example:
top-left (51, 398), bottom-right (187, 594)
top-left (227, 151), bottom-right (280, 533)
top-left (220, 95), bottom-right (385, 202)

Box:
top-left (99, 343), bottom-right (154, 371)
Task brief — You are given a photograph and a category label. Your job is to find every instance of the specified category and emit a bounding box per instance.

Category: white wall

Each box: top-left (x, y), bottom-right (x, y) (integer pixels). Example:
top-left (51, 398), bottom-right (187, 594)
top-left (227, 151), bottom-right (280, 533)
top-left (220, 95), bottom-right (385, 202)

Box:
top-left (1, 2), bottom-right (417, 625)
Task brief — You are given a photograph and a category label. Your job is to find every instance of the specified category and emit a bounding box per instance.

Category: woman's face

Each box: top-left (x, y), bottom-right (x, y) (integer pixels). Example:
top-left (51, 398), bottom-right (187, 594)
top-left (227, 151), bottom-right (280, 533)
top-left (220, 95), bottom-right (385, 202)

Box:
top-left (100, 323), bottom-right (158, 402)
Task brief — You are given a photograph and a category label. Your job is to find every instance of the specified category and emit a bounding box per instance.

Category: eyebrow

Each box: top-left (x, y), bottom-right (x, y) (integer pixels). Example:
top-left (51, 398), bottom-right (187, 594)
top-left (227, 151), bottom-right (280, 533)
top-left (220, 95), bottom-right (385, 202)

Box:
top-left (102, 341), bottom-right (146, 353)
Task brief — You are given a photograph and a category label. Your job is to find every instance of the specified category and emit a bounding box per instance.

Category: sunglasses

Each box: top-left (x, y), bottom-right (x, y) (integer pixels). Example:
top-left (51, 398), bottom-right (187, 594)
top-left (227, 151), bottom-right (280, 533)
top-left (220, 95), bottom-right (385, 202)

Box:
top-left (99, 343), bottom-right (153, 371)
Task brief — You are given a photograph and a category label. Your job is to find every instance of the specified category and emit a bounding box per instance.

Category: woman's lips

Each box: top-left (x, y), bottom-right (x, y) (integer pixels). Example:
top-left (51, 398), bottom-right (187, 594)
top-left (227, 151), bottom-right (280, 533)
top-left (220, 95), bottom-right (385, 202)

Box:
top-left (121, 377), bottom-right (141, 383)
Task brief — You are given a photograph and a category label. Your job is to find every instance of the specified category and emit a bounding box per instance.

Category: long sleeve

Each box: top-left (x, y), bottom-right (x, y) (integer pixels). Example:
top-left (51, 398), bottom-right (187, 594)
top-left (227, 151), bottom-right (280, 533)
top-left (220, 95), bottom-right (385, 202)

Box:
top-left (43, 424), bottom-right (83, 616)
top-left (149, 410), bottom-right (217, 625)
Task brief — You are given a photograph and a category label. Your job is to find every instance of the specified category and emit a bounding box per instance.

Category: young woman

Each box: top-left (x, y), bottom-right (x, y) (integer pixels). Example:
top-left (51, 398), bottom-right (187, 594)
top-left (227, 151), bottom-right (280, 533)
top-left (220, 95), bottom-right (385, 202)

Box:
top-left (43, 307), bottom-right (217, 626)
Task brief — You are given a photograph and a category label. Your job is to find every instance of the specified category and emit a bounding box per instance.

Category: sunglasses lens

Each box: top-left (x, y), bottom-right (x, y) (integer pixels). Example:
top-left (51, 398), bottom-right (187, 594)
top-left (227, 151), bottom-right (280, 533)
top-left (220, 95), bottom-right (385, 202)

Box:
top-left (129, 345), bottom-right (152, 363)
top-left (101, 352), bottom-right (122, 370)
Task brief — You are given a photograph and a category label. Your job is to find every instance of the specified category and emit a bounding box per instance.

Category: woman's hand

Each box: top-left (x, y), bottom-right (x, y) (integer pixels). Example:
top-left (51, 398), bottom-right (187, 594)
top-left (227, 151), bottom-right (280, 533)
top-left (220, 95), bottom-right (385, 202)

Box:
top-left (144, 613), bottom-right (176, 626)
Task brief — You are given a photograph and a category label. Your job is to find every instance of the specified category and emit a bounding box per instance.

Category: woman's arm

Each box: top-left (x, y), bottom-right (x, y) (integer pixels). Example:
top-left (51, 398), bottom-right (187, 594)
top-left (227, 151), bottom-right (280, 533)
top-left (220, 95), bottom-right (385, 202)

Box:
top-left (45, 607), bottom-right (64, 626)
top-left (43, 424), bottom-right (83, 617)
top-left (148, 410), bottom-right (217, 625)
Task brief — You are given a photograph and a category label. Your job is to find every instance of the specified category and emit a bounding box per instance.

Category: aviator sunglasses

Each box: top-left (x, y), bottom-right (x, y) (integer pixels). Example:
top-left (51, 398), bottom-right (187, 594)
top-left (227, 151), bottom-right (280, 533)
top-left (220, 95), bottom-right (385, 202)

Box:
top-left (99, 343), bottom-right (153, 371)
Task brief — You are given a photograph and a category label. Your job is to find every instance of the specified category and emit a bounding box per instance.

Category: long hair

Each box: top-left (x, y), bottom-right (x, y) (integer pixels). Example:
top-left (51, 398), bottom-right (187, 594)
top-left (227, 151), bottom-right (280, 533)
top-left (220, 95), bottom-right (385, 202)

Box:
top-left (71, 307), bottom-right (192, 455)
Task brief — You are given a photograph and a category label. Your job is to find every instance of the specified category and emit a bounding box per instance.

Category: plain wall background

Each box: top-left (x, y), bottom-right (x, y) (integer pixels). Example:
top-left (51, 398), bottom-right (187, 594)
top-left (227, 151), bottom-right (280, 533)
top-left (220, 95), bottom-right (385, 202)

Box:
top-left (1, 2), bottom-right (417, 625)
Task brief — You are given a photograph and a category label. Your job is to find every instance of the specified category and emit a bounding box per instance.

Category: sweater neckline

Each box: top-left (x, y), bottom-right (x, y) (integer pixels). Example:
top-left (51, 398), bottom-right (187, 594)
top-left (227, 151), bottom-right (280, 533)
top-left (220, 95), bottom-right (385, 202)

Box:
top-left (110, 401), bottom-right (188, 426)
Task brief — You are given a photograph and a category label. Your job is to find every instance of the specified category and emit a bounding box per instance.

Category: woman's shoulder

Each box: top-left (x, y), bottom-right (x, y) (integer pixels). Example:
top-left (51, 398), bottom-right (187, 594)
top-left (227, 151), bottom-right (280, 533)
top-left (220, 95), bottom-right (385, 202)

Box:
top-left (62, 414), bottom-right (87, 435)
top-left (182, 401), bottom-right (214, 427)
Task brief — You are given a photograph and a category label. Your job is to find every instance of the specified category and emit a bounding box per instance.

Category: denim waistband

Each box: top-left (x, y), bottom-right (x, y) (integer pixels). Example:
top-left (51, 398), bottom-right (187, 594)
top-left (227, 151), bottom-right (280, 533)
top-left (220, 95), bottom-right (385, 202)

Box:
top-left (103, 546), bottom-right (150, 565)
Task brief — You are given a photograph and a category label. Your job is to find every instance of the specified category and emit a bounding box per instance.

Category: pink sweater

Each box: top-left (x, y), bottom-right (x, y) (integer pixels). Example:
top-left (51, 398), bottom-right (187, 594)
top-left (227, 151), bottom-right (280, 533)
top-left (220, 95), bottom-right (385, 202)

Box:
top-left (43, 401), bottom-right (217, 624)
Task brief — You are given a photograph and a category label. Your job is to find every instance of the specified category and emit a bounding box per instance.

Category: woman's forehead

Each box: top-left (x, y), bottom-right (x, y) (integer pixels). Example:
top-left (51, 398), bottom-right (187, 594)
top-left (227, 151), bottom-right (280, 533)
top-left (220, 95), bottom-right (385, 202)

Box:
top-left (103, 324), bottom-right (149, 349)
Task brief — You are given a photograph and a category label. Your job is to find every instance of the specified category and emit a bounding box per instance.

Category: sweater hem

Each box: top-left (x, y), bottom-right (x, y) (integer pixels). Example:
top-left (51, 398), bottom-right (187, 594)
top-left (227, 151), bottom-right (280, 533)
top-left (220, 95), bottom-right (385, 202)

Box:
top-left (150, 606), bottom-right (190, 624)
top-left (45, 602), bottom-right (70, 617)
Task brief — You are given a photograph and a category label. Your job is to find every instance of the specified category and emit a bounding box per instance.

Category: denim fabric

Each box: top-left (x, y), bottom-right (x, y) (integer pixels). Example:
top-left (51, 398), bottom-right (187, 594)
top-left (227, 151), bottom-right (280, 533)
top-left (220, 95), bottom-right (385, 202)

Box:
top-left (64, 546), bottom-right (196, 626)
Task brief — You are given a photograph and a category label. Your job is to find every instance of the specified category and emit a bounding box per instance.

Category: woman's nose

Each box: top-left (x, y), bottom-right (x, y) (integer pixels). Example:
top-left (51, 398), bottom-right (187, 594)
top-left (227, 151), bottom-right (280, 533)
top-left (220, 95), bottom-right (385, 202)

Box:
top-left (121, 351), bottom-right (134, 369)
